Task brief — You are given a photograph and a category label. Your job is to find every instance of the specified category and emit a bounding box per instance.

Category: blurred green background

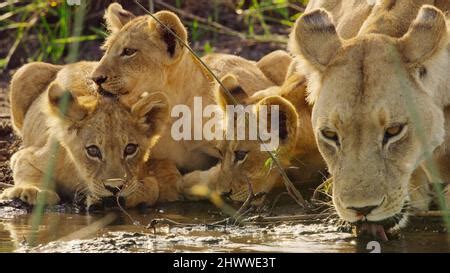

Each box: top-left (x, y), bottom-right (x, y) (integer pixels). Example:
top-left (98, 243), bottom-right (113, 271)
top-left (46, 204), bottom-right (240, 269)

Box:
top-left (0, 0), bottom-right (309, 80)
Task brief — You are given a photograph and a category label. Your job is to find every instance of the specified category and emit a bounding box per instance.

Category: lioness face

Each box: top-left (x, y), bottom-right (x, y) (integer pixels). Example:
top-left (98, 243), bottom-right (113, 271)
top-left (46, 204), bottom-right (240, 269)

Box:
top-left (48, 85), bottom-right (169, 206)
top-left (313, 39), bottom-right (444, 224)
top-left (91, 4), bottom-right (187, 99)
top-left (291, 7), bottom-right (447, 227)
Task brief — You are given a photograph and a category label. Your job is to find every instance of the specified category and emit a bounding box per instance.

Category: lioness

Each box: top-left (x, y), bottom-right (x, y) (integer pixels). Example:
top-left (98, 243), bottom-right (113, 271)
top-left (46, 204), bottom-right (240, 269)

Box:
top-left (1, 62), bottom-right (172, 208)
top-left (290, 5), bottom-right (449, 239)
top-left (90, 4), bottom-right (275, 173)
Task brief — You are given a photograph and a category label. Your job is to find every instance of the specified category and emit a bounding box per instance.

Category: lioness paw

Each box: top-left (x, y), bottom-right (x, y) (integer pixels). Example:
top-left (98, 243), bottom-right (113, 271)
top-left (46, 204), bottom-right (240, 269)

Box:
top-left (0, 186), bottom-right (60, 205)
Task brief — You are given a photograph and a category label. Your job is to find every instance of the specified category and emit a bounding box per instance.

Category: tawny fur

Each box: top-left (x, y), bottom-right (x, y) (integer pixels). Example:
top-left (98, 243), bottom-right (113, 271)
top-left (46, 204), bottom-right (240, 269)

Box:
top-left (290, 5), bottom-right (450, 225)
top-left (181, 74), bottom-right (300, 202)
top-left (305, 0), bottom-right (449, 39)
top-left (9, 62), bottom-right (62, 133)
top-left (256, 50), bottom-right (294, 86)
top-left (91, 4), bottom-right (276, 174)
top-left (1, 62), bottom-right (179, 208)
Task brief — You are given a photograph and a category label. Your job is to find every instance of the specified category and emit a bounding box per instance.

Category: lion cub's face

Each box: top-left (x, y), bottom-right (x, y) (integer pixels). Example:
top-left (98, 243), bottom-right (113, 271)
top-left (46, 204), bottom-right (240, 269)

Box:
top-left (91, 3), bottom-right (187, 99)
top-left (48, 84), bottom-right (169, 206)
top-left (291, 7), bottom-right (448, 226)
top-left (211, 76), bottom-right (299, 201)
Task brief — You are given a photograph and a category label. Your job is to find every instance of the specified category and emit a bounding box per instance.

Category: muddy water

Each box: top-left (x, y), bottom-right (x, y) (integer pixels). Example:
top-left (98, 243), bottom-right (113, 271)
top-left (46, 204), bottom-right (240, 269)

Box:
top-left (0, 202), bottom-right (449, 253)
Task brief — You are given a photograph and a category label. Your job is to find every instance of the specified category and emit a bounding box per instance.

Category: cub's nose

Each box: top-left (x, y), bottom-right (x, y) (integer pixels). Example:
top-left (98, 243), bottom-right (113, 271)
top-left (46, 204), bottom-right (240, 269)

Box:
top-left (103, 179), bottom-right (124, 195)
top-left (91, 75), bottom-right (107, 86)
top-left (348, 205), bottom-right (379, 217)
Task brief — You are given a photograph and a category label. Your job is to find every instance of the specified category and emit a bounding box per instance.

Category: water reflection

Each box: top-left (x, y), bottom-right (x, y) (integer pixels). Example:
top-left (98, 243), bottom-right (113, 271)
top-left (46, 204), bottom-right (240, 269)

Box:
top-left (0, 203), bottom-right (449, 253)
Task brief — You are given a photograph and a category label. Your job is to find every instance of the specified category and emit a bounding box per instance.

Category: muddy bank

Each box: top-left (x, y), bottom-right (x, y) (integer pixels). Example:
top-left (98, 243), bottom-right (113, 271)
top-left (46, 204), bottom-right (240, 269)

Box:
top-left (18, 224), bottom-right (355, 253)
top-left (0, 201), bottom-right (447, 253)
top-left (7, 214), bottom-right (450, 253)
top-left (0, 85), bottom-right (19, 187)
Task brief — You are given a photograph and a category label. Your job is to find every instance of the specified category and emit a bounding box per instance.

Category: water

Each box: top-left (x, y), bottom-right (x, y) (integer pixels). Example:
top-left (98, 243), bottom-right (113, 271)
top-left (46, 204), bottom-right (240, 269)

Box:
top-left (0, 202), bottom-right (449, 253)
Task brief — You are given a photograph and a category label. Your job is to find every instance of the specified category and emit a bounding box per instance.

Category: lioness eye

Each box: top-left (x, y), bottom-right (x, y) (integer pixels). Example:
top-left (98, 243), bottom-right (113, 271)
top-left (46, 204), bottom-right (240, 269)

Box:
top-left (234, 150), bottom-right (248, 163)
top-left (124, 144), bottom-right (139, 158)
top-left (86, 145), bottom-right (102, 160)
top-left (321, 129), bottom-right (339, 145)
top-left (121, 48), bottom-right (137, 56)
top-left (383, 124), bottom-right (405, 145)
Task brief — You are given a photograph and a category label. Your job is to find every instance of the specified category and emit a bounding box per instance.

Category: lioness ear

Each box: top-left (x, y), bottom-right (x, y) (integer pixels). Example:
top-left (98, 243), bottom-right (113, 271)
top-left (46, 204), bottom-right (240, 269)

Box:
top-left (153, 11), bottom-right (188, 61)
top-left (289, 9), bottom-right (342, 71)
top-left (398, 5), bottom-right (447, 65)
top-left (48, 82), bottom-right (87, 121)
top-left (215, 74), bottom-right (249, 112)
top-left (104, 3), bottom-right (136, 33)
top-left (256, 96), bottom-right (299, 153)
top-left (132, 92), bottom-right (170, 137)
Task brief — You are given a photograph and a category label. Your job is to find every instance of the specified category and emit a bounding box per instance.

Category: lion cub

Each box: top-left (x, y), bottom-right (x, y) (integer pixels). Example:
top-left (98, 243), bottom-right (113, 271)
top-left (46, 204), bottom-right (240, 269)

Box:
top-left (90, 3), bottom-right (276, 174)
top-left (180, 75), bottom-right (300, 202)
top-left (1, 62), bottom-right (172, 209)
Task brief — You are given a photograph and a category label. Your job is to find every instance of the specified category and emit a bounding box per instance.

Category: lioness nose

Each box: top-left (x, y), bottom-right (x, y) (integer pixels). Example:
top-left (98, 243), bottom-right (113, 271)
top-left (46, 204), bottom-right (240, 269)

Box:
top-left (348, 205), bottom-right (378, 216)
top-left (103, 180), bottom-right (124, 195)
top-left (91, 75), bottom-right (107, 85)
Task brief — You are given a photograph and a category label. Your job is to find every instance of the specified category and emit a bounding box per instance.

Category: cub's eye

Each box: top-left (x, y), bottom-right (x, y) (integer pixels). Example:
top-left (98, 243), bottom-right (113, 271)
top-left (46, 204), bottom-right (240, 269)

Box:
top-left (321, 129), bottom-right (339, 145)
top-left (124, 144), bottom-right (139, 158)
top-left (383, 124), bottom-right (405, 145)
top-left (121, 48), bottom-right (137, 56)
top-left (86, 145), bottom-right (102, 160)
top-left (234, 150), bottom-right (248, 163)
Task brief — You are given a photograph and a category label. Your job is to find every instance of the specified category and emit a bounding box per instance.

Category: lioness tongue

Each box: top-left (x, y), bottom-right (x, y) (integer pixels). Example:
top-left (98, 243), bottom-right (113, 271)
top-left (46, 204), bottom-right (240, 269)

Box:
top-left (359, 223), bottom-right (389, 242)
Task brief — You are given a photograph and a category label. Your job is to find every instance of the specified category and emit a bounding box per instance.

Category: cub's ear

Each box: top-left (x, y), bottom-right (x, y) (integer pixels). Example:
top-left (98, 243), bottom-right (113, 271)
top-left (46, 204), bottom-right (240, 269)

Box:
top-left (153, 11), bottom-right (188, 62)
top-left (256, 50), bottom-right (293, 86)
top-left (104, 3), bottom-right (136, 33)
top-left (398, 5), bottom-right (447, 65)
top-left (132, 92), bottom-right (170, 137)
top-left (47, 82), bottom-right (88, 121)
top-left (289, 9), bottom-right (342, 71)
top-left (256, 96), bottom-right (299, 154)
top-left (215, 74), bottom-right (249, 112)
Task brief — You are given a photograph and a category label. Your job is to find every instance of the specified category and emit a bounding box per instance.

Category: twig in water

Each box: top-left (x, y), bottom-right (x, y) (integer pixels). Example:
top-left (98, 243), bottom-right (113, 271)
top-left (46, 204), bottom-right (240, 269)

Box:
top-left (147, 218), bottom-right (197, 228)
top-left (242, 213), bottom-right (334, 225)
top-left (231, 176), bottom-right (264, 224)
top-left (115, 186), bottom-right (140, 226)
